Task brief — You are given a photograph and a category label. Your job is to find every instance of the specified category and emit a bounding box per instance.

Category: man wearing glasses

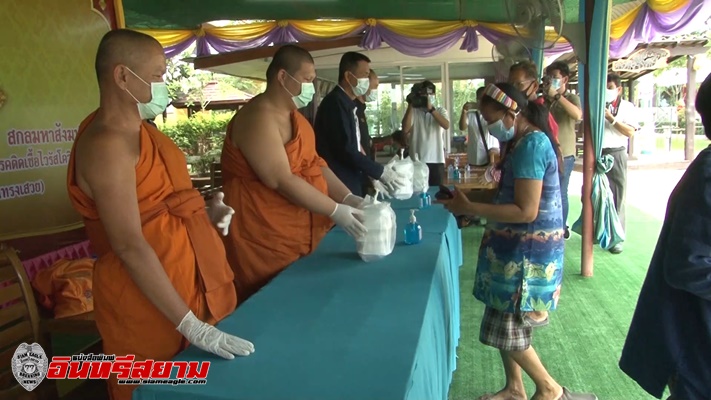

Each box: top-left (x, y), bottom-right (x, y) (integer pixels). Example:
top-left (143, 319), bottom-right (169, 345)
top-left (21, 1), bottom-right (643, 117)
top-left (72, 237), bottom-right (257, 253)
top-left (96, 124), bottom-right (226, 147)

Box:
top-left (508, 61), bottom-right (559, 142)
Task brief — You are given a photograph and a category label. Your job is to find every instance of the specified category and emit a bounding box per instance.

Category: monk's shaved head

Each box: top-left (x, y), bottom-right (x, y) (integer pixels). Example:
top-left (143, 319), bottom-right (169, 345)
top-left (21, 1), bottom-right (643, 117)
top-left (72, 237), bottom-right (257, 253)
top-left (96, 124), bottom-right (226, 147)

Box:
top-left (95, 29), bottom-right (163, 84)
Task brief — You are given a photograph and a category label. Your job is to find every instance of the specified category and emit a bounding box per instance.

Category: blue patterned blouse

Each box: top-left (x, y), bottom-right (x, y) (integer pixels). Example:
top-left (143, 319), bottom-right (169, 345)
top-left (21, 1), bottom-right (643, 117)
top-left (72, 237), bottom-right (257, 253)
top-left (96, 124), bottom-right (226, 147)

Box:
top-left (473, 131), bottom-right (565, 313)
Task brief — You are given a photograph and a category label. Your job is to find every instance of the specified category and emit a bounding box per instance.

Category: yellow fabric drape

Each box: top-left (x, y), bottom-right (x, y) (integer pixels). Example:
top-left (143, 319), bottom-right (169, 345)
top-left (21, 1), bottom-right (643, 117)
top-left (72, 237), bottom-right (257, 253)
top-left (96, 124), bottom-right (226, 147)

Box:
top-left (289, 19), bottom-right (365, 38)
top-left (377, 20), bottom-right (468, 38)
top-left (207, 21), bottom-right (276, 41)
top-left (135, 29), bottom-right (195, 47)
top-left (647, 0), bottom-right (689, 13)
top-left (610, 4), bottom-right (643, 39)
top-left (133, 0), bottom-right (692, 49)
top-left (114, 0), bottom-right (125, 29)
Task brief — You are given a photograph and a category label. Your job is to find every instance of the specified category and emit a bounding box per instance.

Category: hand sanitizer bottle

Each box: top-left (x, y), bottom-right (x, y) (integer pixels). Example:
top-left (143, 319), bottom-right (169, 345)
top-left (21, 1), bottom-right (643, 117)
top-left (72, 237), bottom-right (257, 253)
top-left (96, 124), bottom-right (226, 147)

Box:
top-left (404, 209), bottom-right (423, 245)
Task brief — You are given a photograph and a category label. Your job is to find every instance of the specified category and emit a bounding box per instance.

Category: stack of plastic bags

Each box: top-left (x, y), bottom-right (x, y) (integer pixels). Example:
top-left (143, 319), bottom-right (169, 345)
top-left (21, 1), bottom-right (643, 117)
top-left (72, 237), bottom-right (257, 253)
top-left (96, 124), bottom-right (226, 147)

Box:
top-left (388, 155), bottom-right (414, 200)
top-left (411, 154), bottom-right (430, 193)
top-left (355, 191), bottom-right (397, 262)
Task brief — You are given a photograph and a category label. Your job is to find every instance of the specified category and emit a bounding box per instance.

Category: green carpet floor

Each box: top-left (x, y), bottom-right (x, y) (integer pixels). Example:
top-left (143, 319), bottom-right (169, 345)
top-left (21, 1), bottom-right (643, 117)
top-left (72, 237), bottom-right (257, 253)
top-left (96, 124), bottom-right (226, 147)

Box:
top-left (449, 196), bottom-right (667, 400)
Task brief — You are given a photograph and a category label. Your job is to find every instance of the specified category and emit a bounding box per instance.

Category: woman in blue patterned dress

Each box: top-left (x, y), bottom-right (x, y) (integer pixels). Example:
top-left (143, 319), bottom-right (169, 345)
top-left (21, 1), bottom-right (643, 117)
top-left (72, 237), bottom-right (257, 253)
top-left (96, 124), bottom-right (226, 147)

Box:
top-left (438, 83), bottom-right (596, 400)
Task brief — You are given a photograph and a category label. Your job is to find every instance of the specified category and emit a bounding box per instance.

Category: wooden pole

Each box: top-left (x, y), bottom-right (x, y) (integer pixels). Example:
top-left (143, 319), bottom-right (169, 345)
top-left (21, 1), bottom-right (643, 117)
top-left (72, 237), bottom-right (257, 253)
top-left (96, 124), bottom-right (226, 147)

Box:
top-left (685, 55), bottom-right (697, 161)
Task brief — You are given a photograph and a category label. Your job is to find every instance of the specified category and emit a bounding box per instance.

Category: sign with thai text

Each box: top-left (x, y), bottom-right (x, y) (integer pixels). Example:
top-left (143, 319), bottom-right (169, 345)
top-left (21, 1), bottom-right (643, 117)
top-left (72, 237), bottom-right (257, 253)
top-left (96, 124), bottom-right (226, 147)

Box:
top-left (0, 0), bottom-right (109, 240)
top-left (612, 48), bottom-right (671, 73)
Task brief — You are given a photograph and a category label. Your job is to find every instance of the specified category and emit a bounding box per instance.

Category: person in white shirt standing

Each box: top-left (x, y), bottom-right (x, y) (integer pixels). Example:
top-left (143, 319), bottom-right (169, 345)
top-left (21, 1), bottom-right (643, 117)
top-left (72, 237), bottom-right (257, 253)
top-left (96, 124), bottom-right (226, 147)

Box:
top-left (460, 86), bottom-right (500, 167)
top-left (402, 80), bottom-right (450, 186)
top-left (603, 73), bottom-right (639, 254)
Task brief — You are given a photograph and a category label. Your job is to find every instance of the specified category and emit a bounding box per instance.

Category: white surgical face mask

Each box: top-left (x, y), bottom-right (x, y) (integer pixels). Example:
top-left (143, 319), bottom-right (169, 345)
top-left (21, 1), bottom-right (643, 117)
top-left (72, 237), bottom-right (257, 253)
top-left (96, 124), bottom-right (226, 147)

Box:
top-left (428, 95), bottom-right (436, 105)
top-left (351, 74), bottom-right (370, 97)
top-left (365, 90), bottom-right (377, 103)
top-left (605, 88), bottom-right (619, 104)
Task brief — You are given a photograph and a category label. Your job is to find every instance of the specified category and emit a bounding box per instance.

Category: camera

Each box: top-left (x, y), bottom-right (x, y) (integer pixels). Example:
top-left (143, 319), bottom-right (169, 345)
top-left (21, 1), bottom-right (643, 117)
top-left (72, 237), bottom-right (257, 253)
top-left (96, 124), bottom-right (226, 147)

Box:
top-left (406, 83), bottom-right (430, 109)
top-left (537, 75), bottom-right (551, 96)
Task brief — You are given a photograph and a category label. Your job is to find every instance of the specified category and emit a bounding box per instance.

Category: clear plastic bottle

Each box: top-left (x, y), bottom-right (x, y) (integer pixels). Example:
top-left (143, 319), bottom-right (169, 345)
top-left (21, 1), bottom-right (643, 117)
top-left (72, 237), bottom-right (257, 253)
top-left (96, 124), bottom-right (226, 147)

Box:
top-left (465, 164), bottom-right (471, 179)
top-left (418, 192), bottom-right (431, 209)
top-left (404, 209), bottom-right (422, 245)
top-left (447, 163), bottom-right (455, 180)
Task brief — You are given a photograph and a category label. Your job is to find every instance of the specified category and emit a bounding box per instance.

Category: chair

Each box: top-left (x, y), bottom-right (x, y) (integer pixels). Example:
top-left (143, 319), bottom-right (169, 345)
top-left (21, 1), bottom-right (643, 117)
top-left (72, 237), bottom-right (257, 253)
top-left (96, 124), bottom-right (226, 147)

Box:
top-left (0, 246), bottom-right (103, 400)
top-left (210, 162), bottom-right (223, 188)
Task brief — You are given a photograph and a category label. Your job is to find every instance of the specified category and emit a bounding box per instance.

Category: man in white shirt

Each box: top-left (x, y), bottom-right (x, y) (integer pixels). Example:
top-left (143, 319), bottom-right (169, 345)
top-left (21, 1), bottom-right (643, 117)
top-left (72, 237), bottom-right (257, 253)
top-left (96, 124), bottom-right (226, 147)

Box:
top-left (402, 80), bottom-right (450, 186)
top-left (603, 73), bottom-right (639, 254)
top-left (460, 86), bottom-right (499, 167)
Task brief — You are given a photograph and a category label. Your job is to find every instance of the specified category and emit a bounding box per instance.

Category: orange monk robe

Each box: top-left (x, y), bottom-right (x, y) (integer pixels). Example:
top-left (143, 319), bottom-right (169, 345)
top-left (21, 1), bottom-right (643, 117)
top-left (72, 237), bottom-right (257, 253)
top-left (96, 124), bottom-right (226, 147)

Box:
top-left (221, 111), bottom-right (334, 302)
top-left (67, 113), bottom-right (237, 400)
top-left (31, 258), bottom-right (95, 319)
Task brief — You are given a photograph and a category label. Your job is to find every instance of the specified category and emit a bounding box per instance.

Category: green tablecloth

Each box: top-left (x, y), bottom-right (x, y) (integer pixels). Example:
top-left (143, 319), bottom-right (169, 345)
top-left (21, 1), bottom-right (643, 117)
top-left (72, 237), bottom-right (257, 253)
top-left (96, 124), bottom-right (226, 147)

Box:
top-left (134, 190), bottom-right (462, 400)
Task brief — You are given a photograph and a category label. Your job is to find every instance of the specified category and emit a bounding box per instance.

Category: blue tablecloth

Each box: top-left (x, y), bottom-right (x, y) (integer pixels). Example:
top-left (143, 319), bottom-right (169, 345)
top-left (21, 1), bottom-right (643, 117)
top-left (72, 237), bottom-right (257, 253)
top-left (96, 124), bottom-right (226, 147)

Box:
top-left (134, 188), bottom-right (462, 400)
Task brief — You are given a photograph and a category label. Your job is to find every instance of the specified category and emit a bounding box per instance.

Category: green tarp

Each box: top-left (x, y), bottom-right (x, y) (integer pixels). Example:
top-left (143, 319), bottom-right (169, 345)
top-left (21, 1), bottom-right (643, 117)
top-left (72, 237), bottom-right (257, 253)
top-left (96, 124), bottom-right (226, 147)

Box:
top-left (121, 0), bottom-right (639, 30)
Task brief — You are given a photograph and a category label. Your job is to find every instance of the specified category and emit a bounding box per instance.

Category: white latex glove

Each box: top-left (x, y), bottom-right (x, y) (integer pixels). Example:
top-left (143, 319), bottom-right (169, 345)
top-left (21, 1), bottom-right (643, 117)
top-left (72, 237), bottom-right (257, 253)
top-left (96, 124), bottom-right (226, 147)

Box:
top-left (206, 192), bottom-right (234, 236)
top-left (379, 167), bottom-right (408, 193)
top-left (342, 193), bottom-right (364, 209)
top-left (177, 311), bottom-right (254, 360)
top-left (371, 180), bottom-right (392, 199)
top-left (330, 204), bottom-right (367, 238)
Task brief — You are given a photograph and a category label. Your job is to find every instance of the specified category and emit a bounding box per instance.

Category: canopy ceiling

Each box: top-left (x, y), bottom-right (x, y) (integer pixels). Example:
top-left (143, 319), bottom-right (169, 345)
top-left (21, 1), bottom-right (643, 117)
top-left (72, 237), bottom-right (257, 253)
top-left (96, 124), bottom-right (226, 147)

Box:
top-left (121, 0), bottom-right (639, 29)
top-left (199, 38), bottom-right (497, 83)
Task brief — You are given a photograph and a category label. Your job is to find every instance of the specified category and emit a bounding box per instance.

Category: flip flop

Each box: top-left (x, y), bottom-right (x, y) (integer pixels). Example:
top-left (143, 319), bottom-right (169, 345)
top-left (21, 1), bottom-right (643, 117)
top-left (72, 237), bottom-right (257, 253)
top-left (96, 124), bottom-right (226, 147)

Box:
top-left (558, 387), bottom-right (598, 400)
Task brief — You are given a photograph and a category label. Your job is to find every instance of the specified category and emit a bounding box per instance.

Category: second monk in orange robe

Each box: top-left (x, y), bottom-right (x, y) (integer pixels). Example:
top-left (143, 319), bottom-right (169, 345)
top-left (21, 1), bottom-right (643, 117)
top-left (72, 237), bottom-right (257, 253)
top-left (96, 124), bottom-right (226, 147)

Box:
top-left (67, 30), bottom-right (253, 400)
top-left (221, 45), bottom-right (368, 302)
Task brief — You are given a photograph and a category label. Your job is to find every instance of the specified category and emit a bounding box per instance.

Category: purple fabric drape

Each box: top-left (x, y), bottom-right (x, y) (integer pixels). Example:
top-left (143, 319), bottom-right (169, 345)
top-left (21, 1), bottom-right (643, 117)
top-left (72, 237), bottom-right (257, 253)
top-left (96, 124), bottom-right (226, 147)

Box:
top-left (361, 25), bottom-right (479, 57)
top-left (610, 0), bottom-right (711, 58)
top-left (197, 24), bottom-right (366, 56)
top-left (159, 1), bottom-right (711, 60)
top-left (164, 39), bottom-right (196, 58)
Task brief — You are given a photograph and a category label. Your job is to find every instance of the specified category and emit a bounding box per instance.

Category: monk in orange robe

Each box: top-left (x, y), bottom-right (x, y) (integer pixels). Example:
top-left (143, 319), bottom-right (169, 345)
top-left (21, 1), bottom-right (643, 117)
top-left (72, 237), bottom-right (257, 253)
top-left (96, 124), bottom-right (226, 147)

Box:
top-left (66, 29), bottom-right (253, 400)
top-left (221, 45), bottom-right (367, 301)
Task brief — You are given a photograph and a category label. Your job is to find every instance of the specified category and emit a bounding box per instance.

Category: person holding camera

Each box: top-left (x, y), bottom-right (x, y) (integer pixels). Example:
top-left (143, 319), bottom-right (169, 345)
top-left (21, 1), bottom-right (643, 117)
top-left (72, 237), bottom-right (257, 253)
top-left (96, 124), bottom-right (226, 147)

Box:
top-left (544, 62), bottom-right (582, 241)
top-left (402, 80), bottom-right (450, 186)
top-left (508, 61), bottom-right (559, 143)
top-left (315, 52), bottom-right (407, 198)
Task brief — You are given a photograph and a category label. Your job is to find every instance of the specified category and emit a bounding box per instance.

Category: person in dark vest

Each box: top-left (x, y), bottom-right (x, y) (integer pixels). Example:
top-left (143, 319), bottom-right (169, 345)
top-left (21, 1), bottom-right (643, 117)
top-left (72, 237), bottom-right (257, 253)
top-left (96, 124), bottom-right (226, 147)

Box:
top-left (619, 72), bottom-right (711, 400)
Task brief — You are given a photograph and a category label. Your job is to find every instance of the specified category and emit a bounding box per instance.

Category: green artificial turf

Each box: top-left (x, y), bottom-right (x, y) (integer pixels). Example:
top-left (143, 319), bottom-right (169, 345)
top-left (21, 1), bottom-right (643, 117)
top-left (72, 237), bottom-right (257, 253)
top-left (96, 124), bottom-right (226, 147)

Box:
top-left (449, 196), bottom-right (667, 400)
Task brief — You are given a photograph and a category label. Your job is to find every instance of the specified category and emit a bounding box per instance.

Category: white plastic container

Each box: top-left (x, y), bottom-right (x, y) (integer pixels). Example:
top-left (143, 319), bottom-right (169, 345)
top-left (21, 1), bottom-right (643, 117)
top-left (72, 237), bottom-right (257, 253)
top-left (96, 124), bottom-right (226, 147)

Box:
top-left (389, 156), bottom-right (414, 200)
top-left (411, 154), bottom-right (430, 194)
top-left (355, 192), bottom-right (397, 262)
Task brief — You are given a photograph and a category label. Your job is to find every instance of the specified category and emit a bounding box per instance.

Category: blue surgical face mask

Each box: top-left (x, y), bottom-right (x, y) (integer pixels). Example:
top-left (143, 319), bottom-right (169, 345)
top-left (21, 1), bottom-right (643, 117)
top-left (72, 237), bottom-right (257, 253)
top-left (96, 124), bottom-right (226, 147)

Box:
top-left (551, 78), bottom-right (562, 91)
top-left (487, 117), bottom-right (516, 142)
top-left (365, 90), bottom-right (377, 103)
top-left (125, 67), bottom-right (171, 120)
top-left (428, 95), bottom-right (436, 105)
top-left (285, 73), bottom-right (315, 109)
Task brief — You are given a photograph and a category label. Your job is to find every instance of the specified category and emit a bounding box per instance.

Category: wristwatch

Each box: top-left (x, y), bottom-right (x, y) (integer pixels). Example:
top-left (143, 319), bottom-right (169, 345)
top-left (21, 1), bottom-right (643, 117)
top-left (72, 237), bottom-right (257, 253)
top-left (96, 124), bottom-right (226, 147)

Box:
top-left (428, 107), bottom-right (435, 114)
top-left (553, 93), bottom-right (561, 101)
